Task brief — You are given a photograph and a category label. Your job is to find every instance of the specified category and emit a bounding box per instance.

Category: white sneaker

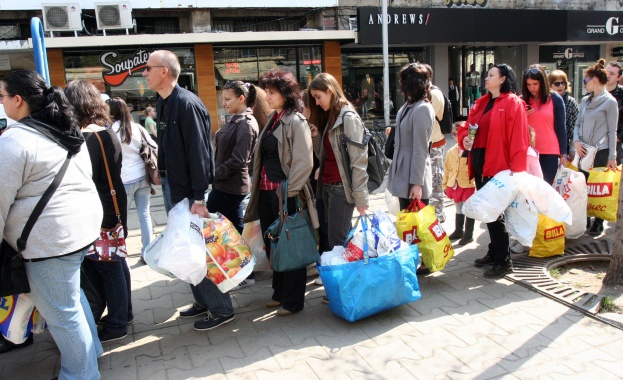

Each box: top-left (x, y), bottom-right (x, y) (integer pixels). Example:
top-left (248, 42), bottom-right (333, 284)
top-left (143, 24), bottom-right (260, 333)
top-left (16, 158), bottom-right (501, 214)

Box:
top-left (314, 277), bottom-right (323, 286)
top-left (230, 279), bottom-right (255, 291)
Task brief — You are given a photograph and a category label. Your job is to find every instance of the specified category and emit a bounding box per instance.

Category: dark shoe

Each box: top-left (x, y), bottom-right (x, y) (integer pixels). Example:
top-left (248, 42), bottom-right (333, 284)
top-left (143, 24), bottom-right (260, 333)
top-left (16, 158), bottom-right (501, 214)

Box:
top-left (458, 218), bottom-right (475, 245)
top-left (448, 214), bottom-right (465, 240)
top-left (139, 257), bottom-right (147, 265)
top-left (98, 329), bottom-right (127, 343)
top-left (99, 314), bottom-right (134, 326)
top-left (483, 264), bottom-right (513, 279)
top-left (321, 296), bottom-right (330, 304)
top-left (474, 254), bottom-right (495, 268)
top-left (0, 334), bottom-right (33, 354)
top-left (588, 219), bottom-right (604, 236)
top-left (416, 266), bottom-right (431, 276)
top-left (193, 312), bottom-right (234, 331)
top-left (266, 300), bottom-right (282, 308)
top-left (179, 303), bottom-right (208, 318)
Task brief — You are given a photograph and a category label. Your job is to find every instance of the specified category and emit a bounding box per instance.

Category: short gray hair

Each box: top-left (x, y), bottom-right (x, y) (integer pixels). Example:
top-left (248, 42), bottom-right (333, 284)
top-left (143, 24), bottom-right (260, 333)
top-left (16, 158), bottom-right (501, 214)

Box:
top-left (151, 50), bottom-right (181, 81)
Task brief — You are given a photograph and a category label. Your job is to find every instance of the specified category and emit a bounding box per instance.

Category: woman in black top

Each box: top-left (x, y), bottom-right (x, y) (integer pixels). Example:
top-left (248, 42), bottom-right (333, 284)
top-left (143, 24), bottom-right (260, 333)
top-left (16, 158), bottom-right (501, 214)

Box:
top-left (65, 81), bottom-right (132, 343)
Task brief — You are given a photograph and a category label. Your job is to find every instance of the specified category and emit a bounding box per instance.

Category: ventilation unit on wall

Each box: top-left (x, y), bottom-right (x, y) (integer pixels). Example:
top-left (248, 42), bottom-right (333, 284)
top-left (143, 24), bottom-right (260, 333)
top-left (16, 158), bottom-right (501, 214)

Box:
top-left (42, 3), bottom-right (82, 33)
top-left (95, 2), bottom-right (133, 31)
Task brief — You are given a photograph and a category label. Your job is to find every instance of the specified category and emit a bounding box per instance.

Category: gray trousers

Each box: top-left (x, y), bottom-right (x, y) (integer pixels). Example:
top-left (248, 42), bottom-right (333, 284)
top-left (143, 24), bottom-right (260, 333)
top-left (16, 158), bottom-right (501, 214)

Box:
top-left (429, 145), bottom-right (445, 220)
top-left (322, 184), bottom-right (356, 249)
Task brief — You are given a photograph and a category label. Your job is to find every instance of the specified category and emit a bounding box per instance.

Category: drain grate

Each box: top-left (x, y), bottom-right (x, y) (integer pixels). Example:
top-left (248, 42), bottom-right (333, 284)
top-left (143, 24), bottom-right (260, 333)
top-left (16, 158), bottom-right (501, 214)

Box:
top-left (505, 239), bottom-right (612, 315)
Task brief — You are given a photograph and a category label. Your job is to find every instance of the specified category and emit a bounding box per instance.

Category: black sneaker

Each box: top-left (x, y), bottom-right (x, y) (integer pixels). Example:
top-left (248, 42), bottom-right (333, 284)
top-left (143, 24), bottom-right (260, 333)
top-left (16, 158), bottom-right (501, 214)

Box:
top-left (179, 303), bottom-right (208, 318)
top-left (98, 329), bottom-right (127, 343)
top-left (474, 255), bottom-right (495, 268)
top-left (0, 334), bottom-right (33, 354)
top-left (588, 221), bottom-right (604, 236)
top-left (416, 266), bottom-right (431, 276)
top-left (193, 311), bottom-right (235, 331)
top-left (483, 264), bottom-right (513, 279)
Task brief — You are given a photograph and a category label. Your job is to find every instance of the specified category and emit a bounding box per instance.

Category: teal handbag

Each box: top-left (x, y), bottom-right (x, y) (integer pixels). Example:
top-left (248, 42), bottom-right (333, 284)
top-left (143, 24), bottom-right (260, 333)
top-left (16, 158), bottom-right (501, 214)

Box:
top-left (265, 180), bottom-right (319, 272)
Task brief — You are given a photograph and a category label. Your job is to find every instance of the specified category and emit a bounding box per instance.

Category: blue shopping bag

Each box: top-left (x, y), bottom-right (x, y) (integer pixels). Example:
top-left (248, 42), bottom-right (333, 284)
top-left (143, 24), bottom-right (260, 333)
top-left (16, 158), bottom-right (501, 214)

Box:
top-left (318, 241), bottom-right (421, 322)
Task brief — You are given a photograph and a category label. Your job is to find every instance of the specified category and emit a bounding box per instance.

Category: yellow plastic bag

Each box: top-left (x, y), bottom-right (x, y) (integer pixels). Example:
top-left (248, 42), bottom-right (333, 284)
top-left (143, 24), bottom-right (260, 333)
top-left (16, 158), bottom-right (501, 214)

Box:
top-left (396, 200), bottom-right (454, 272)
top-left (587, 167), bottom-right (620, 222)
top-left (529, 214), bottom-right (565, 258)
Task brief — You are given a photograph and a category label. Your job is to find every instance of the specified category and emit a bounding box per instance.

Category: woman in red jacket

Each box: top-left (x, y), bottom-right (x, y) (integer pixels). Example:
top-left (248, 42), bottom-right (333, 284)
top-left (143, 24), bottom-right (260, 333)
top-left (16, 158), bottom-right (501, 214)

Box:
top-left (458, 63), bottom-right (529, 279)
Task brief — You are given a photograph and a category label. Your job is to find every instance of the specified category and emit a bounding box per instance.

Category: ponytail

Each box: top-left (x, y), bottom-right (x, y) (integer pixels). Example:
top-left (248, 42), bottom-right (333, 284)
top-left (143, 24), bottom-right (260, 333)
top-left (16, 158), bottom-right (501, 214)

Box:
top-left (246, 84), bottom-right (257, 108)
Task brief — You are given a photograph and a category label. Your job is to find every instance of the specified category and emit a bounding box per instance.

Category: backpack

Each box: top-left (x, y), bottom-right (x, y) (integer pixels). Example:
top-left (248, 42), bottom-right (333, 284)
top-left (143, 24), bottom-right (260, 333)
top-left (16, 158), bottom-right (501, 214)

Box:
top-left (337, 112), bottom-right (390, 193)
top-left (432, 85), bottom-right (453, 134)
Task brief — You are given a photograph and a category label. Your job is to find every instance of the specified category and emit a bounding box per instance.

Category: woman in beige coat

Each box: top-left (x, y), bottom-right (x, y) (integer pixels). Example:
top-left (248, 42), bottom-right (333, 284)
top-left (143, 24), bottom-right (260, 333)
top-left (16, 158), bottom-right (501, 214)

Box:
top-left (243, 70), bottom-right (317, 316)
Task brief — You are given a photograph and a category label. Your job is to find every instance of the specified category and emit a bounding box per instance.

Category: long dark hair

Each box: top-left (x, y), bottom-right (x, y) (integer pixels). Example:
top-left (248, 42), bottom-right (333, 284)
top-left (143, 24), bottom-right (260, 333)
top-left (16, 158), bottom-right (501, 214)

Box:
top-left (259, 70), bottom-right (303, 114)
top-left (3, 70), bottom-right (79, 133)
top-left (521, 64), bottom-right (550, 104)
top-left (64, 80), bottom-right (111, 128)
top-left (252, 86), bottom-right (270, 130)
top-left (108, 97), bottom-right (134, 144)
top-left (223, 81), bottom-right (258, 108)
top-left (308, 73), bottom-right (352, 135)
top-left (399, 63), bottom-right (431, 103)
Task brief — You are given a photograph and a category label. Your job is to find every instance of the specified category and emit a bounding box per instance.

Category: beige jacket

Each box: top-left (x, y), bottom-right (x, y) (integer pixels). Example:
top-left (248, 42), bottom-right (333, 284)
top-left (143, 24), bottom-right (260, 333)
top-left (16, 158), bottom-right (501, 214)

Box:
top-left (312, 105), bottom-right (369, 207)
top-left (243, 110), bottom-right (319, 228)
top-left (442, 144), bottom-right (475, 190)
top-left (430, 86), bottom-right (445, 144)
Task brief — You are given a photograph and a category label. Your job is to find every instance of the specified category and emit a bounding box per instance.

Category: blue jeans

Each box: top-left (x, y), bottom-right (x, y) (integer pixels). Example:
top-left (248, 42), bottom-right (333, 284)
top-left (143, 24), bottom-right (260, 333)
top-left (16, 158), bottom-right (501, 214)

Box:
top-left (124, 178), bottom-right (153, 254)
top-left (161, 176), bottom-right (173, 215)
top-left (81, 258), bottom-right (130, 335)
top-left (206, 188), bottom-right (246, 234)
top-left (25, 247), bottom-right (103, 380)
top-left (190, 277), bottom-right (234, 316)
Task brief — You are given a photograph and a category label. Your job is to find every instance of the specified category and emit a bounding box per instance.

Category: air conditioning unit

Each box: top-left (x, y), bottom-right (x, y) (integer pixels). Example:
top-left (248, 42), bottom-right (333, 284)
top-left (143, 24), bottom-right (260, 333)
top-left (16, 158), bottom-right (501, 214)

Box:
top-left (95, 2), bottom-right (132, 30)
top-left (42, 3), bottom-right (82, 32)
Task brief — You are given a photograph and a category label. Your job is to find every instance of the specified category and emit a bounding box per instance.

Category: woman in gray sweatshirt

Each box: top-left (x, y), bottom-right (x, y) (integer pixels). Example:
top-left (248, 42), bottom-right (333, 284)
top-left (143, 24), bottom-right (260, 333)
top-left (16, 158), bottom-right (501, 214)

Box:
top-left (573, 59), bottom-right (618, 236)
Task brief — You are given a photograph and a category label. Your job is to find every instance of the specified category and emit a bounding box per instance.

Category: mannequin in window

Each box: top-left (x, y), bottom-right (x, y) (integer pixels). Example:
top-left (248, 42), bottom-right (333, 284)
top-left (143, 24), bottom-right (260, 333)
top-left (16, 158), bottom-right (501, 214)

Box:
top-left (360, 74), bottom-right (376, 117)
top-left (466, 64), bottom-right (480, 106)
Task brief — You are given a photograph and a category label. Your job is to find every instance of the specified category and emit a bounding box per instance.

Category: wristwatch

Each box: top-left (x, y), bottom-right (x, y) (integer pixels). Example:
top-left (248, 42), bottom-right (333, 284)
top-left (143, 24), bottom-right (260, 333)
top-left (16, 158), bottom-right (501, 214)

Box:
top-left (194, 199), bottom-right (206, 206)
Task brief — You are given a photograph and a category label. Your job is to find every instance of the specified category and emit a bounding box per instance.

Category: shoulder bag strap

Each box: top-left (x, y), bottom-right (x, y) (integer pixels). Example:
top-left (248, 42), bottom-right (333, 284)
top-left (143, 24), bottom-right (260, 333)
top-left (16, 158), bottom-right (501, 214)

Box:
top-left (89, 128), bottom-right (121, 223)
top-left (17, 152), bottom-right (72, 252)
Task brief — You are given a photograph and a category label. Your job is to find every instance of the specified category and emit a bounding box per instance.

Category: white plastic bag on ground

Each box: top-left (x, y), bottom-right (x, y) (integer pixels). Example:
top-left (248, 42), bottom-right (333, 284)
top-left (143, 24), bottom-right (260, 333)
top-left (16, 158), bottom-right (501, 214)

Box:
top-left (159, 199), bottom-right (207, 285)
top-left (519, 175), bottom-right (573, 224)
top-left (385, 189), bottom-right (400, 216)
top-left (463, 170), bottom-right (524, 223)
top-left (505, 190), bottom-right (539, 247)
top-left (554, 167), bottom-right (587, 239)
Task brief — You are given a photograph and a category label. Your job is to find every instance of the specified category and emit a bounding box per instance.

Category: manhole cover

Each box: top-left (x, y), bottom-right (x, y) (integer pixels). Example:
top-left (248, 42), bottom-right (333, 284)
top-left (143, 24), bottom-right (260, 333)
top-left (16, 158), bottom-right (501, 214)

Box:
top-left (505, 239), bottom-right (612, 315)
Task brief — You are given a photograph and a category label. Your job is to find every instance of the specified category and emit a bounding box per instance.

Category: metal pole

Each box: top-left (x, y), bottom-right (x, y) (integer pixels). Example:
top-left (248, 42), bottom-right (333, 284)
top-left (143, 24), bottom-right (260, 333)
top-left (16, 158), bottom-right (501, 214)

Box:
top-left (382, 0), bottom-right (390, 127)
top-left (31, 17), bottom-right (50, 86)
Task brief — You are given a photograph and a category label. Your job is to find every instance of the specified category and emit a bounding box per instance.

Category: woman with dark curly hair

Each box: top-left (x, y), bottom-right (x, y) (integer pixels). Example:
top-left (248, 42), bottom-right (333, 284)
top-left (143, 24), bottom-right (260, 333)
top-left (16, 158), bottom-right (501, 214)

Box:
top-left (243, 70), bottom-right (318, 316)
top-left (458, 63), bottom-right (529, 279)
top-left (65, 80), bottom-right (132, 343)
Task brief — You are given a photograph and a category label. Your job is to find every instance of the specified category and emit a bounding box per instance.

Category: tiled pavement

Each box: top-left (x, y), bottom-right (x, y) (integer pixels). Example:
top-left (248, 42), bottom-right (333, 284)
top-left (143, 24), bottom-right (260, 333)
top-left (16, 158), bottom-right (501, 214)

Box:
top-left (3, 158), bottom-right (623, 378)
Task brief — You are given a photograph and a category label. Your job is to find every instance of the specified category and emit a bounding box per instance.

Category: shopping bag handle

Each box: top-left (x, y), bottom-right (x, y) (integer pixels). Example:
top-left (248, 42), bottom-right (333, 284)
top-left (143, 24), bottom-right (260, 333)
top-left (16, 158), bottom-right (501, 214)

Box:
top-left (406, 199), bottom-right (426, 212)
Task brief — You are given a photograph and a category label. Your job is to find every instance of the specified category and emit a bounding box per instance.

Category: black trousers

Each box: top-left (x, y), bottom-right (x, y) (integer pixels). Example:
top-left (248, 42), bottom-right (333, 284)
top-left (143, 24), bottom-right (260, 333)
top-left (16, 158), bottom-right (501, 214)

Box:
top-left (258, 190), bottom-right (307, 312)
top-left (475, 176), bottom-right (510, 266)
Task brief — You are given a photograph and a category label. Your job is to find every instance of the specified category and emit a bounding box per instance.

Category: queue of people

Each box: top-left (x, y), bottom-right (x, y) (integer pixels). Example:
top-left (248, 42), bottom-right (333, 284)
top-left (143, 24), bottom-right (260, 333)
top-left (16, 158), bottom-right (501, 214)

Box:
top-left (0, 50), bottom-right (620, 379)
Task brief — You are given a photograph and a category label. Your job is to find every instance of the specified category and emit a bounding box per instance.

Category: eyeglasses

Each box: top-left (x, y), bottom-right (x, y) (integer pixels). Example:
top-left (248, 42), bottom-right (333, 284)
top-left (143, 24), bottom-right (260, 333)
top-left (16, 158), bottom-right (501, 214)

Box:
top-left (553, 81), bottom-right (566, 87)
top-left (144, 65), bottom-right (165, 72)
top-left (524, 67), bottom-right (540, 76)
top-left (584, 77), bottom-right (592, 84)
top-left (0, 93), bottom-right (11, 102)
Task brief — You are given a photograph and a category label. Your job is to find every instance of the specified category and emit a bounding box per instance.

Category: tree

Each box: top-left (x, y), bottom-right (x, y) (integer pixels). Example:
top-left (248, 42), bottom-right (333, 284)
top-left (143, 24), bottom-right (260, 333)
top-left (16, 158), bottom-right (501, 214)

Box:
top-left (603, 170), bottom-right (623, 286)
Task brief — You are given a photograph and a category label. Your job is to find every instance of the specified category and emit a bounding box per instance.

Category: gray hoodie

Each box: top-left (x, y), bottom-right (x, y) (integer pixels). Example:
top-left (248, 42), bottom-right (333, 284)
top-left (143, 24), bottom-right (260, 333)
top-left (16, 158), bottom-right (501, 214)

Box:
top-left (573, 88), bottom-right (618, 160)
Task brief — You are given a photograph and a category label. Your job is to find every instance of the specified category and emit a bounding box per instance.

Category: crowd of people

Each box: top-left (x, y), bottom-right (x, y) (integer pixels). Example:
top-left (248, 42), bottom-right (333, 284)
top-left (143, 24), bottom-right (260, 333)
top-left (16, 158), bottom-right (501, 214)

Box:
top-left (0, 50), bottom-right (621, 379)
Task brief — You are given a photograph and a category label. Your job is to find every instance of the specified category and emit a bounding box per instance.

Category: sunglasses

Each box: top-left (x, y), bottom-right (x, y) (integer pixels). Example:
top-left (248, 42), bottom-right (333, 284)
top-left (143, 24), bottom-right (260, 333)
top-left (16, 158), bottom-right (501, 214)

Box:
top-left (144, 65), bottom-right (165, 72)
top-left (524, 67), bottom-right (540, 76)
top-left (553, 81), bottom-right (566, 87)
top-left (584, 77), bottom-right (592, 84)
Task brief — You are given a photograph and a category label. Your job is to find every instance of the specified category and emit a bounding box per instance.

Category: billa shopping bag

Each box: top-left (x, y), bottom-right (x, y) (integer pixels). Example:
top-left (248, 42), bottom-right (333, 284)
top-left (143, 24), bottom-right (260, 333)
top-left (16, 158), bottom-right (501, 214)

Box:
top-left (529, 214), bottom-right (565, 258)
top-left (203, 213), bottom-right (255, 293)
top-left (587, 167), bottom-right (620, 222)
top-left (317, 244), bottom-right (421, 322)
top-left (396, 201), bottom-right (420, 245)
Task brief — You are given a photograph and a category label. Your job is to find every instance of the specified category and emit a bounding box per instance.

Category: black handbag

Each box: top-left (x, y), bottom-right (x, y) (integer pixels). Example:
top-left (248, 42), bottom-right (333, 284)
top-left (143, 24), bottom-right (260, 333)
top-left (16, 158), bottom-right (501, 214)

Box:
top-left (0, 152), bottom-right (72, 297)
top-left (265, 180), bottom-right (319, 272)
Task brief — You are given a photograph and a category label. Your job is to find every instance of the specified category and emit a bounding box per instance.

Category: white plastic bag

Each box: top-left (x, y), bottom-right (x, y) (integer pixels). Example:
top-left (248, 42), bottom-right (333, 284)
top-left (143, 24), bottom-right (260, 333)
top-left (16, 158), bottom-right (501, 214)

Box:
top-left (320, 246), bottom-right (348, 266)
top-left (519, 175), bottom-right (573, 225)
top-left (159, 199), bottom-right (207, 285)
top-left (554, 167), bottom-right (587, 239)
top-left (463, 170), bottom-right (524, 223)
top-left (385, 189), bottom-right (400, 216)
top-left (505, 190), bottom-right (539, 247)
top-left (372, 210), bottom-right (403, 255)
top-left (242, 220), bottom-right (270, 271)
top-left (0, 294), bottom-right (35, 344)
top-left (143, 228), bottom-right (175, 278)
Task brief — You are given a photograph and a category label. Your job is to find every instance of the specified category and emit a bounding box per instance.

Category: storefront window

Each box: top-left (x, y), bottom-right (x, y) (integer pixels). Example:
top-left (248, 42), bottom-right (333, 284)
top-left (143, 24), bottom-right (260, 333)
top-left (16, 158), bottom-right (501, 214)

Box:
top-left (341, 49), bottom-right (429, 120)
top-left (63, 47), bottom-right (196, 120)
top-left (213, 45), bottom-right (322, 126)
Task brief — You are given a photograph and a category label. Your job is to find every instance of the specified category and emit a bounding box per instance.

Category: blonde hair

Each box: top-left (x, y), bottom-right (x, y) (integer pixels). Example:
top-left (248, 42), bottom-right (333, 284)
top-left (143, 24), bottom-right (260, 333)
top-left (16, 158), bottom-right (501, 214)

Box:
top-left (529, 127), bottom-right (536, 148)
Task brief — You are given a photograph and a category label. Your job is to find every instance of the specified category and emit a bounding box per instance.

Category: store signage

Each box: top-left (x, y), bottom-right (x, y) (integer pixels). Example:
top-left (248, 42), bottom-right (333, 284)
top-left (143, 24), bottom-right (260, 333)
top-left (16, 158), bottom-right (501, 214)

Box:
top-left (568, 11), bottom-right (623, 41)
top-left (613, 46), bottom-right (623, 57)
top-left (101, 49), bottom-right (153, 86)
top-left (539, 45), bottom-right (601, 63)
top-left (303, 59), bottom-right (321, 65)
top-left (225, 62), bottom-right (241, 74)
top-left (444, 0), bottom-right (488, 7)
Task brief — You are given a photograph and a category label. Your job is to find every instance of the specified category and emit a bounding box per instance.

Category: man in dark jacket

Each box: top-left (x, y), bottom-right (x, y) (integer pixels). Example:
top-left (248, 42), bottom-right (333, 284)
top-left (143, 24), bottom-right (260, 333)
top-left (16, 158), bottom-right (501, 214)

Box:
top-left (606, 61), bottom-right (623, 164)
top-left (143, 50), bottom-right (234, 332)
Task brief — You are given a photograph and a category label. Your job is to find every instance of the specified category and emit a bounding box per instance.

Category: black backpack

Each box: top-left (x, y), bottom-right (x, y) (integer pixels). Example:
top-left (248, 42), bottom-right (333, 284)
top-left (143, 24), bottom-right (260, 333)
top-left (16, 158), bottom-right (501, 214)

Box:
top-left (433, 86), bottom-right (453, 134)
top-left (338, 112), bottom-right (390, 193)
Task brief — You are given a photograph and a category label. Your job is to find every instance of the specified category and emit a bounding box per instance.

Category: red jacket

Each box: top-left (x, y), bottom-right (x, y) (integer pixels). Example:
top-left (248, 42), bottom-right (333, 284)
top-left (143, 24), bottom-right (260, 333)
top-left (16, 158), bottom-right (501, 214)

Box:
top-left (458, 92), bottom-right (529, 179)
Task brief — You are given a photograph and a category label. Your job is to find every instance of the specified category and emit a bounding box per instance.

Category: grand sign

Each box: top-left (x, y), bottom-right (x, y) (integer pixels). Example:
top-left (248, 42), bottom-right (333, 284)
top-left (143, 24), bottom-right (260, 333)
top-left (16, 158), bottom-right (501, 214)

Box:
top-left (539, 45), bottom-right (601, 63)
top-left (568, 11), bottom-right (623, 41)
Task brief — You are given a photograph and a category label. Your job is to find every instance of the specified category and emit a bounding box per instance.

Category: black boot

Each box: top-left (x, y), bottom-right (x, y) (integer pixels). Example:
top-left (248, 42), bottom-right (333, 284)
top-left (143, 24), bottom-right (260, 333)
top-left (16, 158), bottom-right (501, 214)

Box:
top-left (474, 243), bottom-right (495, 267)
top-left (449, 214), bottom-right (465, 240)
top-left (589, 218), bottom-right (604, 236)
top-left (458, 217), bottom-right (475, 245)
